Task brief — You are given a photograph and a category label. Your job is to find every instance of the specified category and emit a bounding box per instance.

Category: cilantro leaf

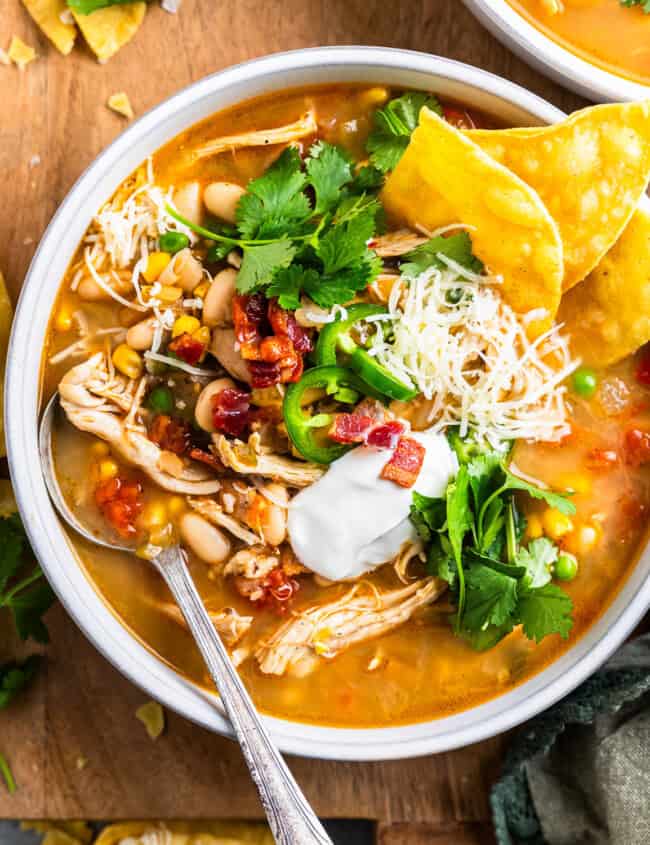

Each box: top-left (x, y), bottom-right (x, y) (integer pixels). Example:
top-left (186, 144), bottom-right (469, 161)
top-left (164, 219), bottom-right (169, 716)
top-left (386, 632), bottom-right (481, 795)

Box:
top-left (0, 514), bottom-right (26, 594)
top-left (350, 165), bottom-right (384, 193)
top-left (302, 256), bottom-right (379, 309)
top-left (409, 492), bottom-right (447, 543)
top-left (516, 537), bottom-right (558, 589)
top-left (267, 264), bottom-right (314, 310)
top-left (66, 0), bottom-right (135, 13)
top-left (0, 656), bottom-right (41, 709)
top-left (401, 231), bottom-right (484, 278)
top-left (236, 148), bottom-right (311, 240)
top-left (236, 239), bottom-right (297, 293)
top-left (446, 465), bottom-right (472, 619)
top-left (467, 449), bottom-right (503, 517)
top-left (306, 142), bottom-right (354, 216)
top-left (462, 622), bottom-right (514, 652)
top-left (620, 0), bottom-right (650, 12)
top-left (9, 580), bottom-right (56, 644)
top-left (518, 583), bottom-right (573, 642)
top-left (501, 466), bottom-right (576, 515)
top-left (316, 211), bottom-right (376, 275)
top-left (464, 564), bottom-right (519, 630)
top-left (367, 91), bottom-right (442, 173)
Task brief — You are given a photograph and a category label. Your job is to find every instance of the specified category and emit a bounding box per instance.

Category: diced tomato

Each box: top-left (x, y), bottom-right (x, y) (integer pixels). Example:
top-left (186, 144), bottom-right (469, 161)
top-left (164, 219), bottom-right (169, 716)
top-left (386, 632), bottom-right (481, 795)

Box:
top-left (380, 436), bottom-right (425, 487)
top-left (443, 106), bottom-right (477, 130)
top-left (94, 476), bottom-right (143, 538)
top-left (211, 387), bottom-right (251, 438)
top-left (636, 347), bottom-right (650, 387)
top-left (623, 428), bottom-right (650, 466)
top-left (330, 413), bottom-right (375, 443)
top-left (253, 567), bottom-right (300, 615)
top-left (366, 420), bottom-right (406, 449)
top-left (587, 447), bottom-right (619, 470)
top-left (168, 333), bottom-right (205, 366)
top-left (148, 414), bottom-right (191, 454)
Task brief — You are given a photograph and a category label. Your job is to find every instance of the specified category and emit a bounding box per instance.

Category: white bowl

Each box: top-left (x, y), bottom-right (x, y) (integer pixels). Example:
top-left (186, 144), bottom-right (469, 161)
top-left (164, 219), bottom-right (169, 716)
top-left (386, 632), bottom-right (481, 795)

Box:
top-left (7, 47), bottom-right (650, 761)
top-left (463, 0), bottom-right (650, 102)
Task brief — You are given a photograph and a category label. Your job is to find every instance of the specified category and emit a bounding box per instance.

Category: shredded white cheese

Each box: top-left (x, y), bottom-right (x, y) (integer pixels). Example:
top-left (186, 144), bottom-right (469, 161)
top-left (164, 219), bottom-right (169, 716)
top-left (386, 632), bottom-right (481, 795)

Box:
top-left (144, 351), bottom-right (219, 378)
top-left (367, 265), bottom-right (578, 444)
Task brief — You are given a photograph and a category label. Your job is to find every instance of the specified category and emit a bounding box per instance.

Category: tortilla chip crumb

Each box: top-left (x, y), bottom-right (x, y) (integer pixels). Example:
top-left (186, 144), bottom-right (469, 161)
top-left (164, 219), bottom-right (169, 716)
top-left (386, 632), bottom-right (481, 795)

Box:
top-left (136, 700), bottom-right (165, 739)
top-left (8, 35), bottom-right (37, 69)
top-left (107, 92), bottom-right (134, 120)
top-left (0, 47), bottom-right (10, 66)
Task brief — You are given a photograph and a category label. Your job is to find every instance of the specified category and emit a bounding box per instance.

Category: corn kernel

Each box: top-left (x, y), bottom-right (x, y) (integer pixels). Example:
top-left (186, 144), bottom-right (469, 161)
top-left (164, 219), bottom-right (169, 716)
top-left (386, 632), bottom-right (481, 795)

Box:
top-left (172, 315), bottom-right (201, 338)
top-left (167, 496), bottom-right (186, 517)
top-left (192, 326), bottom-right (211, 346)
top-left (112, 343), bottom-right (143, 380)
top-left (541, 507), bottom-right (574, 541)
top-left (563, 522), bottom-right (601, 556)
top-left (525, 513), bottom-right (544, 540)
top-left (359, 86), bottom-right (389, 107)
top-left (157, 285), bottom-right (183, 304)
top-left (149, 523), bottom-right (176, 547)
top-left (193, 281), bottom-right (210, 299)
top-left (97, 459), bottom-right (119, 481)
top-left (90, 441), bottom-right (110, 458)
top-left (140, 502), bottom-right (168, 530)
top-left (557, 471), bottom-right (592, 496)
top-left (142, 251), bottom-right (172, 283)
top-left (55, 308), bottom-right (73, 332)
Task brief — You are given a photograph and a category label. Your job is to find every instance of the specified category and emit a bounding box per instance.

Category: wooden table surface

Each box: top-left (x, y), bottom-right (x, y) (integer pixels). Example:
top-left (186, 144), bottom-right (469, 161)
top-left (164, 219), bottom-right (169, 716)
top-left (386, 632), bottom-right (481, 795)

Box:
top-left (0, 0), bottom-right (587, 839)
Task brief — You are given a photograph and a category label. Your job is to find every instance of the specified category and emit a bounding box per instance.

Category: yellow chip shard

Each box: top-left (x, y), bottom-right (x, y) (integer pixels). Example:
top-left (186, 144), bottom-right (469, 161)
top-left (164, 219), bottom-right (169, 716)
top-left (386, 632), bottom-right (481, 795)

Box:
top-left (8, 35), bottom-right (37, 69)
top-left (94, 820), bottom-right (274, 845)
top-left (0, 272), bottom-right (13, 457)
top-left (558, 206), bottom-right (650, 367)
top-left (382, 107), bottom-right (564, 332)
top-left (107, 91), bottom-right (134, 119)
top-left (467, 101), bottom-right (650, 291)
top-left (72, 2), bottom-right (146, 63)
top-left (135, 699), bottom-right (165, 739)
top-left (20, 0), bottom-right (77, 55)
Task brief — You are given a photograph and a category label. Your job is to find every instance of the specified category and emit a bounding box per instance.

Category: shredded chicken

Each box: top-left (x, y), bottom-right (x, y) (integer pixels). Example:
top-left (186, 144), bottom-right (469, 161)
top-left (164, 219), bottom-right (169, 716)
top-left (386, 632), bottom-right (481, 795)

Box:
top-left (194, 111), bottom-right (318, 159)
top-left (370, 228), bottom-right (428, 257)
top-left (188, 496), bottom-right (260, 545)
top-left (393, 541), bottom-right (425, 584)
top-left (255, 578), bottom-right (446, 677)
top-left (159, 602), bottom-right (252, 649)
top-left (225, 546), bottom-right (280, 580)
top-left (59, 353), bottom-right (221, 495)
top-left (213, 434), bottom-right (324, 487)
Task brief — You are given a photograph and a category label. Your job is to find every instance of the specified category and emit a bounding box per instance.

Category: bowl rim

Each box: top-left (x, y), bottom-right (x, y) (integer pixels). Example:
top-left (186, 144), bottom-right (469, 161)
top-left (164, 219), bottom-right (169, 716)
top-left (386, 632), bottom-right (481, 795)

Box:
top-left (7, 45), bottom-right (650, 761)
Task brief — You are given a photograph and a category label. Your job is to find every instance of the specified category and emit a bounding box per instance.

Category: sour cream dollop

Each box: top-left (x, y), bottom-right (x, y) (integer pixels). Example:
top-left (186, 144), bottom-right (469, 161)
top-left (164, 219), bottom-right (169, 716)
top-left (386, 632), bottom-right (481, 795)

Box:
top-left (287, 430), bottom-right (458, 581)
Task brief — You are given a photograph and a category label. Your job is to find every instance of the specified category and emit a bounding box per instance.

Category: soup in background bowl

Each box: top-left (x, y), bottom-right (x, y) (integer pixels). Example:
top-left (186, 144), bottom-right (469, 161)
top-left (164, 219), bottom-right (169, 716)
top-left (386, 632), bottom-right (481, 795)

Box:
top-left (9, 49), bottom-right (650, 760)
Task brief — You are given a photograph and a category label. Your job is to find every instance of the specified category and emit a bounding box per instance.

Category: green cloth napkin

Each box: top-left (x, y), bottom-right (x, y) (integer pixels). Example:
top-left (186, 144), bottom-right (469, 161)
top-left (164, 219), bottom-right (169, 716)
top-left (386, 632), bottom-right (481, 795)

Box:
top-left (492, 634), bottom-right (650, 845)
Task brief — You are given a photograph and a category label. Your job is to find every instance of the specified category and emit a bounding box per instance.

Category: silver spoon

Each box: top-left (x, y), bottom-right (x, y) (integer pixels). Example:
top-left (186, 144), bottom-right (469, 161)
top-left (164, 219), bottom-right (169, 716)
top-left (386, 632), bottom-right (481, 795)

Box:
top-left (39, 393), bottom-right (332, 845)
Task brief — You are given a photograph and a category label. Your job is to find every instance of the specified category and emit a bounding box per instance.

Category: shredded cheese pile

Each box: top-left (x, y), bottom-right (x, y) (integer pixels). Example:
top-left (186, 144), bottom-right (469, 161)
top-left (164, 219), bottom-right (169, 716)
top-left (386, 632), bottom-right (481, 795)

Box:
top-left (367, 261), bottom-right (578, 444)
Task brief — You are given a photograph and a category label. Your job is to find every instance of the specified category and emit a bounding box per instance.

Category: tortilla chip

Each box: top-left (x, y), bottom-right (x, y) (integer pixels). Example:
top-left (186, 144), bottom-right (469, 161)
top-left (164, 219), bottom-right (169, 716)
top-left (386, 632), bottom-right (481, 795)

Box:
top-left (72, 2), bottom-right (145, 62)
top-left (0, 272), bottom-right (13, 457)
top-left (558, 206), bottom-right (650, 367)
top-left (135, 699), bottom-right (165, 739)
top-left (21, 0), bottom-right (77, 55)
top-left (22, 823), bottom-right (93, 845)
top-left (382, 107), bottom-right (564, 333)
top-left (95, 821), bottom-right (274, 845)
top-left (107, 91), bottom-right (134, 119)
top-left (467, 101), bottom-right (650, 291)
top-left (8, 35), bottom-right (37, 69)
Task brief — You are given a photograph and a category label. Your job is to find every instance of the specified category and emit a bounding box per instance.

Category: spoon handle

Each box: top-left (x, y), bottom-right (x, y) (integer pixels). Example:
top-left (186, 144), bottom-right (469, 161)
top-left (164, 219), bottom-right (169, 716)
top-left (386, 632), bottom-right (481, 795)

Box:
top-left (152, 546), bottom-right (332, 845)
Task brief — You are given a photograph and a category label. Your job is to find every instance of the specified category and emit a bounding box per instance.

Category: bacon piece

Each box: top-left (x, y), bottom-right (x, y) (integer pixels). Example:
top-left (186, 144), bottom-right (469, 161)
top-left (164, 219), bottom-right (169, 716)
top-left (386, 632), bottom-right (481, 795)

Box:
top-left (95, 476), bottom-right (143, 538)
top-left (624, 428), bottom-right (650, 467)
top-left (168, 333), bottom-right (206, 366)
top-left (211, 387), bottom-right (251, 438)
top-left (189, 447), bottom-right (224, 473)
top-left (233, 293), bottom-right (269, 359)
top-left (148, 414), bottom-right (191, 455)
top-left (366, 420), bottom-right (405, 449)
top-left (253, 567), bottom-right (300, 615)
top-left (330, 413), bottom-right (375, 444)
top-left (259, 334), bottom-right (295, 363)
top-left (380, 436), bottom-right (425, 488)
top-left (268, 299), bottom-right (312, 354)
top-left (248, 360), bottom-right (282, 389)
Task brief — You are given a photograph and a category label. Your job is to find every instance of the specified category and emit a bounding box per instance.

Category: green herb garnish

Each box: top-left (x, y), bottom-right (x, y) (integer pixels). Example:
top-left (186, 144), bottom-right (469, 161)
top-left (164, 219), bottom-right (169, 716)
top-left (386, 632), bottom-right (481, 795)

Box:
top-left (620, 0), bottom-right (650, 13)
top-left (66, 0), bottom-right (141, 13)
top-left (400, 231), bottom-right (484, 278)
top-left (366, 91), bottom-right (442, 173)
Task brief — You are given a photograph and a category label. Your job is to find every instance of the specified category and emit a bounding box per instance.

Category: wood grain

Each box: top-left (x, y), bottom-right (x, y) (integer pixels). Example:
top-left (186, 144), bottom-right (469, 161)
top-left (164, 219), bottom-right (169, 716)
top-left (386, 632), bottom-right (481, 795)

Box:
top-left (0, 0), bottom-right (586, 829)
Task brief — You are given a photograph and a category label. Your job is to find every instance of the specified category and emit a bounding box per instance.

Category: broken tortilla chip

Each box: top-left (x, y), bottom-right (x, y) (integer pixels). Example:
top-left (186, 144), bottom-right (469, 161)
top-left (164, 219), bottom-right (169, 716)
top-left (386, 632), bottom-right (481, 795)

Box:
top-left (107, 91), bottom-right (134, 119)
top-left (72, 1), bottom-right (145, 62)
top-left (21, 0), bottom-right (77, 55)
top-left (382, 107), bottom-right (564, 333)
top-left (467, 101), bottom-right (650, 291)
top-left (8, 35), bottom-right (37, 69)
top-left (94, 820), bottom-right (274, 845)
top-left (0, 271), bottom-right (13, 457)
top-left (558, 206), bottom-right (650, 367)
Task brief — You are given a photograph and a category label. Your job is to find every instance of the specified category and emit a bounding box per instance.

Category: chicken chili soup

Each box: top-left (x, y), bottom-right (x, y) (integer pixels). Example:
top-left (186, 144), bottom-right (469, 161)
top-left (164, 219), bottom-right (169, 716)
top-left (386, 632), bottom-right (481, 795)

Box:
top-left (43, 87), bottom-right (650, 728)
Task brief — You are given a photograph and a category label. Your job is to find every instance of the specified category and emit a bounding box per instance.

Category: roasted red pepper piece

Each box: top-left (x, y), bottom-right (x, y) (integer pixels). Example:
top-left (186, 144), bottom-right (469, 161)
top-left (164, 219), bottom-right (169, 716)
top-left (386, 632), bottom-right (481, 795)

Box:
top-left (148, 414), bottom-right (191, 454)
top-left (168, 333), bottom-right (206, 366)
top-left (94, 476), bottom-right (143, 538)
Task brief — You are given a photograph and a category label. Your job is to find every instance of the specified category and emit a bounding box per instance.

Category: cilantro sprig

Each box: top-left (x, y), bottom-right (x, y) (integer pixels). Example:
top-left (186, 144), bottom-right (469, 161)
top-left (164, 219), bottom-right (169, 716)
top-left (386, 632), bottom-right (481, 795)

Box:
top-left (66, 0), bottom-right (137, 13)
top-left (168, 142), bottom-right (383, 309)
top-left (400, 231), bottom-right (483, 278)
top-left (366, 91), bottom-right (442, 173)
top-left (410, 433), bottom-right (575, 649)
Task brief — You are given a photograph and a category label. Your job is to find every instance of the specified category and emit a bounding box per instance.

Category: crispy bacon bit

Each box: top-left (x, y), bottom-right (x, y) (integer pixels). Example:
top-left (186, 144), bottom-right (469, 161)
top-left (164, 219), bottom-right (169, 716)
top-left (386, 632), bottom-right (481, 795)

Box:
top-left (211, 387), bottom-right (251, 438)
top-left (248, 360), bottom-right (282, 389)
top-left (623, 428), bottom-right (650, 466)
top-left (253, 567), bottom-right (300, 615)
top-left (233, 293), bottom-right (270, 358)
top-left (366, 421), bottom-right (406, 449)
top-left (443, 106), bottom-right (477, 130)
top-left (587, 447), bottom-right (619, 470)
top-left (95, 476), bottom-right (143, 538)
top-left (636, 347), bottom-right (650, 387)
top-left (259, 334), bottom-right (295, 363)
top-left (168, 333), bottom-right (206, 366)
top-left (189, 447), bottom-right (224, 473)
top-left (330, 413), bottom-right (375, 443)
top-left (148, 414), bottom-right (191, 454)
top-left (268, 300), bottom-right (313, 354)
top-left (380, 436), bottom-right (425, 488)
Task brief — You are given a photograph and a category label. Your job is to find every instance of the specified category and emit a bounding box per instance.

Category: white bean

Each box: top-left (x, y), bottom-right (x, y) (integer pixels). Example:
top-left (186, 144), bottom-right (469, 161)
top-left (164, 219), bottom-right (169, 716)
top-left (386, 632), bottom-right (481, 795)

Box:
top-left (159, 248), bottom-right (203, 293)
top-left (126, 317), bottom-right (157, 350)
top-left (210, 328), bottom-right (251, 383)
top-left (180, 512), bottom-right (231, 565)
top-left (195, 377), bottom-right (236, 432)
top-left (173, 182), bottom-right (202, 226)
top-left (202, 268), bottom-right (237, 327)
top-left (203, 181), bottom-right (245, 224)
top-left (77, 278), bottom-right (108, 301)
top-left (260, 483), bottom-right (288, 547)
